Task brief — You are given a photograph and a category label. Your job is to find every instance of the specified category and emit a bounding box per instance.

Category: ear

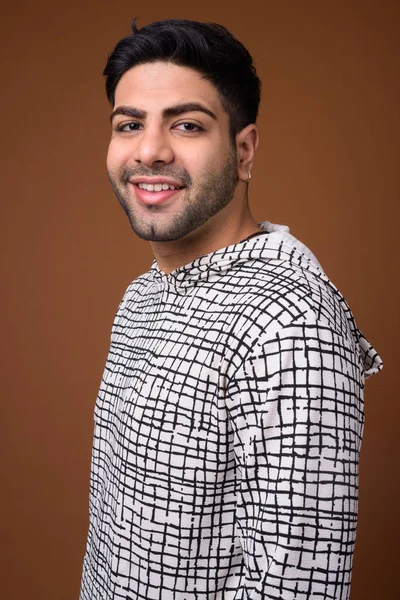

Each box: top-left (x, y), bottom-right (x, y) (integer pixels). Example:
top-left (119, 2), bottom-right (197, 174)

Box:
top-left (236, 124), bottom-right (259, 182)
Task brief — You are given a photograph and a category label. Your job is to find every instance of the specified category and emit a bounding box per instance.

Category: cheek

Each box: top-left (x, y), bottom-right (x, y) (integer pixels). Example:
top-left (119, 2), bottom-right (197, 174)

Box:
top-left (193, 145), bottom-right (231, 179)
top-left (106, 139), bottom-right (131, 174)
top-left (186, 142), bottom-right (223, 175)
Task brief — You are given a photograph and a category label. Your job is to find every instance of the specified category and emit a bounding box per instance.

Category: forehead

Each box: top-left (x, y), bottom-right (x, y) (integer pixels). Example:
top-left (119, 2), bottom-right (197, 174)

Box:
top-left (114, 61), bottom-right (225, 116)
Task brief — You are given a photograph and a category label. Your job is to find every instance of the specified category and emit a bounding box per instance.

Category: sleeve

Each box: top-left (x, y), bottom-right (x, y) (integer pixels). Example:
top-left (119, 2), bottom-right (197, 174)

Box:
top-left (226, 318), bottom-right (364, 600)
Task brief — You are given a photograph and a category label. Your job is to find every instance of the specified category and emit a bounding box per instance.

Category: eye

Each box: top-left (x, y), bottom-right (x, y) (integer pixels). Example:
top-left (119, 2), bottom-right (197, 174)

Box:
top-left (174, 122), bottom-right (204, 132)
top-left (116, 122), bottom-right (143, 132)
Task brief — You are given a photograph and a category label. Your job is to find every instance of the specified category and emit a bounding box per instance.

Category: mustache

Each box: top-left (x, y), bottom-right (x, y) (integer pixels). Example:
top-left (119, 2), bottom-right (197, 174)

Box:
top-left (120, 165), bottom-right (192, 187)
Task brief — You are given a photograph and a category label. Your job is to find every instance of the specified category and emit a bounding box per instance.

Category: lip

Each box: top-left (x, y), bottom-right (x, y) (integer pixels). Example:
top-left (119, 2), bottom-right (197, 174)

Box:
top-left (130, 182), bottom-right (184, 206)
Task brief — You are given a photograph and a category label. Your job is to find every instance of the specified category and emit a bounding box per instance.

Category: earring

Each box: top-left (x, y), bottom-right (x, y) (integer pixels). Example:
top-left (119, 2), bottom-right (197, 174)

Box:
top-left (243, 170), bottom-right (251, 183)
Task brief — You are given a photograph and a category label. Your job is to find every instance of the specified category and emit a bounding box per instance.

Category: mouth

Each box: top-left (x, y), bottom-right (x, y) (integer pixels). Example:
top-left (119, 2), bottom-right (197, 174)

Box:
top-left (129, 178), bottom-right (186, 206)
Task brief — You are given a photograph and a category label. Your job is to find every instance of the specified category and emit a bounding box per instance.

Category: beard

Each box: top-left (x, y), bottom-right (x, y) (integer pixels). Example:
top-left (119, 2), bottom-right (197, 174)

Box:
top-left (108, 150), bottom-right (238, 242)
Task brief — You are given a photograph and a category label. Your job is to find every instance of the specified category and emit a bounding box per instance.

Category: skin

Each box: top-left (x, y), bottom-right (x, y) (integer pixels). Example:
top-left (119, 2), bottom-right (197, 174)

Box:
top-left (107, 61), bottom-right (260, 274)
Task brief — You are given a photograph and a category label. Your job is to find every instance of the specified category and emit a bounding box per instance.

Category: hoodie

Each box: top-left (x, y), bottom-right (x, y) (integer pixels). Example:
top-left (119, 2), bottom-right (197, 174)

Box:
top-left (80, 221), bottom-right (382, 600)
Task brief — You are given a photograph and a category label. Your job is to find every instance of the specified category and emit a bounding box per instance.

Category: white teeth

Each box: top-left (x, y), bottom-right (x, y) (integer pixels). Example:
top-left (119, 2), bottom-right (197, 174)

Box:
top-left (137, 182), bottom-right (179, 191)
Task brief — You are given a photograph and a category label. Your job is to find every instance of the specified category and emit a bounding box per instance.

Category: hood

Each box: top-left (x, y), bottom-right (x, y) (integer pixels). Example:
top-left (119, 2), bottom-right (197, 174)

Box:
top-left (151, 221), bottom-right (383, 379)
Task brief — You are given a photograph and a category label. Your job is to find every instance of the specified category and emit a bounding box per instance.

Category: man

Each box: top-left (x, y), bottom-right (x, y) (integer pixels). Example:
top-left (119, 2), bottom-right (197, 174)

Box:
top-left (80, 19), bottom-right (382, 600)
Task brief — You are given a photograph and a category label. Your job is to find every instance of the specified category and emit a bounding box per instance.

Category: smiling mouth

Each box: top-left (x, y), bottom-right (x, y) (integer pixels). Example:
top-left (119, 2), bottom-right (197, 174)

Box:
top-left (131, 181), bottom-right (185, 206)
top-left (136, 182), bottom-right (184, 192)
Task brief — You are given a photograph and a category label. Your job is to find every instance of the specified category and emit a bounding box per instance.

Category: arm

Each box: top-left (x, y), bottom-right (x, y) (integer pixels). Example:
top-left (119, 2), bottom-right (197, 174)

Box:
top-left (226, 318), bottom-right (364, 599)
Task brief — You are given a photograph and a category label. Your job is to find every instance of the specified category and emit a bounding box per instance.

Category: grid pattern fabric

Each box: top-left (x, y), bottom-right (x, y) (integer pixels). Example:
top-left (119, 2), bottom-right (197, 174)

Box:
top-left (80, 222), bottom-right (382, 600)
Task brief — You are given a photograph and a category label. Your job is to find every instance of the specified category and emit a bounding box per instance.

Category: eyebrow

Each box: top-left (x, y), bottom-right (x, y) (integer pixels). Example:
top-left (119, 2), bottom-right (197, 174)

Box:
top-left (110, 102), bottom-right (217, 123)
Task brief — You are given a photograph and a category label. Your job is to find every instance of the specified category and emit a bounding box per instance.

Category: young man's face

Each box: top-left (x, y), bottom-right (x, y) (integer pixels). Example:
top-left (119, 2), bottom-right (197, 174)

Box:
top-left (107, 61), bottom-right (239, 242)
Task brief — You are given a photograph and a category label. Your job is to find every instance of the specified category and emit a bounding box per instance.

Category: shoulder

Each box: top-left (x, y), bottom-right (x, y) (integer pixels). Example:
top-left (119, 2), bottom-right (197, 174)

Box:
top-left (225, 232), bottom-right (357, 346)
top-left (112, 267), bottom-right (155, 321)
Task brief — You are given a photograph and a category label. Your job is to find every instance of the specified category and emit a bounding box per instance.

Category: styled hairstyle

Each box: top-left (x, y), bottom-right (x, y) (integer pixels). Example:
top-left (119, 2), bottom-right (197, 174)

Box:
top-left (103, 19), bottom-right (261, 137)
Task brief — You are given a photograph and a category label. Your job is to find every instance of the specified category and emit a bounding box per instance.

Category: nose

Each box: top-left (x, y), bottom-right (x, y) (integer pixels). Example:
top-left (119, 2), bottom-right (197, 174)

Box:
top-left (133, 125), bottom-right (174, 167)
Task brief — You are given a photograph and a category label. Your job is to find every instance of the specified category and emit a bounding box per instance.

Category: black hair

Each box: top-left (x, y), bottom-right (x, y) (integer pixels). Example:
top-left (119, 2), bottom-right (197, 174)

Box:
top-left (103, 19), bottom-right (261, 137)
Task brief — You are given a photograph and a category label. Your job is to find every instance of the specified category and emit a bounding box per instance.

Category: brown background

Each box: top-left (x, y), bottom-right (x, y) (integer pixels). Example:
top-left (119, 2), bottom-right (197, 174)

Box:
top-left (1, 1), bottom-right (398, 598)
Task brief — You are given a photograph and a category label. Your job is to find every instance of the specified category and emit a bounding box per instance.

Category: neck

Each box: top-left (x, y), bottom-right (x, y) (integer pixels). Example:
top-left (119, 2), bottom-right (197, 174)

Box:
top-left (151, 202), bottom-right (261, 275)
